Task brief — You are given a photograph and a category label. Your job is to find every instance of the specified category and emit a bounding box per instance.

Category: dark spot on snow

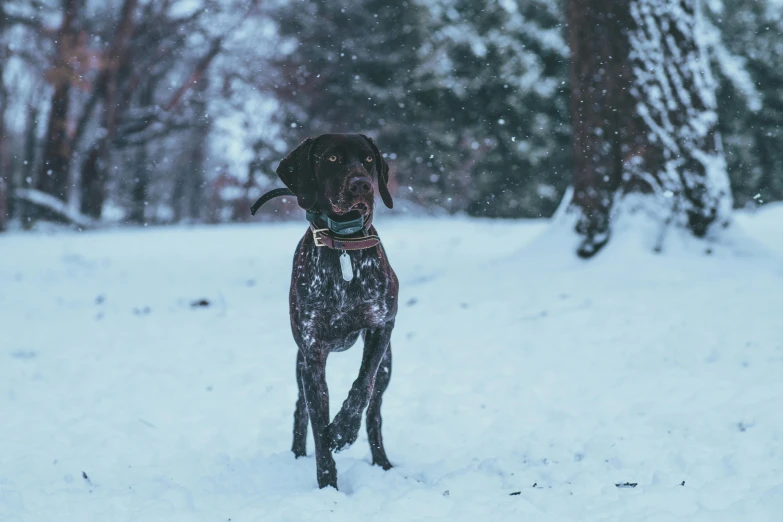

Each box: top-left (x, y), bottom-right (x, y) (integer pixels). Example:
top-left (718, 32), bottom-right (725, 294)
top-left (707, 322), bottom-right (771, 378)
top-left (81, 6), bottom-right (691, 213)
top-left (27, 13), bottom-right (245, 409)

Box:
top-left (133, 306), bottom-right (151, 316)
top-left (191, 298), bottom-right (210, 308)
top-left (680, 481), bottom-right (685, 486)
top-left (82, 471), bottom-right (93, 487)
top-left (737, 421), bottom-right (754, 432)
top-left (206, 386), bottom-right (213, 391)
top-left (615, 482), bottom-right (637, 488)
top-left (509, 491), bottom-right (521, 496)
top-left (442, 490), bottom-right (450, 497)
top-left (406, 297), bottom-right (418, 307)
top-left (574, 452), bottom-right (584, 462)
top-left (11, 350), bottom-right (36, 360)
top-left (246, 279), bottom-right (256, 287)
top-left (705, 248), bottom-right (713, 255)
top-left (460, 302), bottom-right (469, 309)
top-left (539, 310), bottom-right (548, 317)
top-left (532, 482), bottom-right (537, 488)
top-left (95, 294), bottom-right (105, 305)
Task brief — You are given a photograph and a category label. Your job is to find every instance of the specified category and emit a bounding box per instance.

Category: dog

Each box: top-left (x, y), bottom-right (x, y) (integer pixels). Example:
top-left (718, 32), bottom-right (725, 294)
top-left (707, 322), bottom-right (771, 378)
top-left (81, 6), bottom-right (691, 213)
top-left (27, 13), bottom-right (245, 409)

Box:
top-left (276, 133), bottom-right (398, 489)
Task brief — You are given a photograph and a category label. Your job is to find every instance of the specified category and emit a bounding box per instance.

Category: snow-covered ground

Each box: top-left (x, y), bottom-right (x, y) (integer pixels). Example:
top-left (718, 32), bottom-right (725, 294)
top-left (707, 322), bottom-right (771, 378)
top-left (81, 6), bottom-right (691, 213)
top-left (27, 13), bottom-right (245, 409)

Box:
top-left (2, 205), bottom-right (782, 521)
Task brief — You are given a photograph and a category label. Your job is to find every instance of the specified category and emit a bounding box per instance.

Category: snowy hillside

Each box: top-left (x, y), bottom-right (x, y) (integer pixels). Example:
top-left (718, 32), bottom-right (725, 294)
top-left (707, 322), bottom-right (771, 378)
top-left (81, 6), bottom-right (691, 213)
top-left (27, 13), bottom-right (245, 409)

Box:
top-left (2, 207), bottom-right (782, 521)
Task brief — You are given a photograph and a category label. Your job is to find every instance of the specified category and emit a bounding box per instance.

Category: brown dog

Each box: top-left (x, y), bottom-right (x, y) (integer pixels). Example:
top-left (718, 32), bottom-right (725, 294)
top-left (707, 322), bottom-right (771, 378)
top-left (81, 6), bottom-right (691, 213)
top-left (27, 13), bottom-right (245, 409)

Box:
top-left (276, 134), bottom-right (398, 489)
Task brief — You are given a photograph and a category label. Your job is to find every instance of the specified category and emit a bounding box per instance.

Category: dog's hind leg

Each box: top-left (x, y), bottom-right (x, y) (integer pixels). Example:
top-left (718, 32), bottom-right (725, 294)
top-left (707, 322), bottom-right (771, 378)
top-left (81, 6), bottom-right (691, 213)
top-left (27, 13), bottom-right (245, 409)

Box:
top-left (292, 349), bottom-right (309, 458)
top-left (366, 344), bottom-right (392, 470)
top-left (326, 323), bottom-right (393, 453)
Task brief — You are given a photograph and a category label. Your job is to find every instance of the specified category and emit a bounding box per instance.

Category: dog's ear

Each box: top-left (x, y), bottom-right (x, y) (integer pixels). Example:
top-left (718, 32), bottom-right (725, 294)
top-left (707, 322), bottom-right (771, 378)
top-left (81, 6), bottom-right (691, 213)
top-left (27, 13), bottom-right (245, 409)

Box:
top-left (276, 137), bottom-right (318, 210)
top-left (360, 134), bottom-right (393, 209)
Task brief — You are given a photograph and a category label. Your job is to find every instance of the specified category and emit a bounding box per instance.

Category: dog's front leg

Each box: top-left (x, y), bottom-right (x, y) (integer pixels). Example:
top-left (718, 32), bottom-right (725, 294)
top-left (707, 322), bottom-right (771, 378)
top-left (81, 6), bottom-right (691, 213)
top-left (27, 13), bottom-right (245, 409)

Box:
top-left (292, 350), bottom-right (309, 458)
top-left (326, 322), bottom-right (393, 452)
top-left (366, 345), bottom-right (392, 469)
top-left (301, 349), bottom-right (338, 489)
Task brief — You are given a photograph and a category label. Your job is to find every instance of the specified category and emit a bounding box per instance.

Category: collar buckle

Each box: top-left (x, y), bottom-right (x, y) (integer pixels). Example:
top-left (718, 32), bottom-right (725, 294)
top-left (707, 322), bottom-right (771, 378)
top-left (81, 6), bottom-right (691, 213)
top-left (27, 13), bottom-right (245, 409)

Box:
top-left (311, 227), bottom-right (329, 247)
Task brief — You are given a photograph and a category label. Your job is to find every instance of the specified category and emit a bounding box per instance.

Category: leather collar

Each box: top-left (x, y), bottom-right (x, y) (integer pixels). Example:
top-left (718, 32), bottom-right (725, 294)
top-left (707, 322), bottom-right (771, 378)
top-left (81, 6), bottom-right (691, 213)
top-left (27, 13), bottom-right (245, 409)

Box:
top-left (307, 212), bottom-right (380, 251)
top-left (249, 188), bottom-right (381, 251)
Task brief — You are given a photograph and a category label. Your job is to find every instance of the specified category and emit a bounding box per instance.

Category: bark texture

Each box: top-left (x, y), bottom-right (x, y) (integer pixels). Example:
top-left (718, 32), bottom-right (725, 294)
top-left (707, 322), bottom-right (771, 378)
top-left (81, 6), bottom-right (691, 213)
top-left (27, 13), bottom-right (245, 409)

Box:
top-left (36, 0), bottom-right (79, 216)
top-left (566, 0), bottom-right (730, 257)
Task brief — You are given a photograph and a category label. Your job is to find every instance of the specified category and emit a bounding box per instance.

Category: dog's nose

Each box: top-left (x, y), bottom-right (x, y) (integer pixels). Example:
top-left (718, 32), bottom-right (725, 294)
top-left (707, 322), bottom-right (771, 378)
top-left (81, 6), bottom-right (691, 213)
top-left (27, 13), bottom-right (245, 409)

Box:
top-left (348, 176), bottom-right (373, 197)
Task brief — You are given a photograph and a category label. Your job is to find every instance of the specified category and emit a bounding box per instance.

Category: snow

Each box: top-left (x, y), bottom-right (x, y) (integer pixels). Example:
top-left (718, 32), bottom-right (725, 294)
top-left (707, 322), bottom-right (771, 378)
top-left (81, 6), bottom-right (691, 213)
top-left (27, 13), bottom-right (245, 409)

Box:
top-left (14, 189), bottom-right (97, 229)
top-left (2, 208), bottom-right (783, 521)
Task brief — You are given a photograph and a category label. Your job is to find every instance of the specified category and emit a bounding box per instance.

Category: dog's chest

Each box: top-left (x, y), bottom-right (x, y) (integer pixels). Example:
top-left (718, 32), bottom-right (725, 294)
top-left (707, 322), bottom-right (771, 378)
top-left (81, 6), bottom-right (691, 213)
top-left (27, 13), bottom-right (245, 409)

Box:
top-left (296, 249), bottom-right (393, 331)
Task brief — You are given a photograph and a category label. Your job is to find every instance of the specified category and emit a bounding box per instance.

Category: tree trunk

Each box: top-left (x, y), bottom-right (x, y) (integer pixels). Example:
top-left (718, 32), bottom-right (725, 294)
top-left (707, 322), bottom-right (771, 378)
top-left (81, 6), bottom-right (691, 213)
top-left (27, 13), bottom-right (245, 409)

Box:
top-left (0, 182), bottom-right (6, 232)
top-left (187, 76), bottom-right (209, 222)
top-left (0, 175), bottom-right (6, 232)
top-left (0, 104), bottom-right (15, 230)
top-left (129, 79), bottom-right (155, 225)
top-left (80, 142), bottom-right (106, 219)
top-left (0, 66), bottom-right (8, 231)
top-left (129, 84), bottom-right (153, 224)
top-left (37, 79), bottom-right (71, 202)
top-left (566, 0), bottom-right (731, 257)
top-left (171, 165), bottom-right (186, 223)
top-left (36, 0), bottom-right (78, 219)
top-left (79, 0), bottom-right (139, 220)
top-left (130, 145), bottom-right (149, 224)
top-left (21, 102), bottom-right (40, 228)
top-left (171, 76), bottom-right (210, 224)
top-left (566, 0), bottom-right (631, 256)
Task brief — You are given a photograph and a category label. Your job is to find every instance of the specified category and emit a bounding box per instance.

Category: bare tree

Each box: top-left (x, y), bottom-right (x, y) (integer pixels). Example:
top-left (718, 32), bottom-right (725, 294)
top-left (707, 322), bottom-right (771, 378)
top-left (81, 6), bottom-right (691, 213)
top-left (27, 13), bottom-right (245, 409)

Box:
top-left (566, 0), bottom-right (730, 257)
top-left (78, 0), bottom-right (139, 219)
top-left (0, 16), bottom-right (9, 231)
top-left (79, 6), bottom-right (230, 220)
top-left (36, 0), bottom-right (80, 216)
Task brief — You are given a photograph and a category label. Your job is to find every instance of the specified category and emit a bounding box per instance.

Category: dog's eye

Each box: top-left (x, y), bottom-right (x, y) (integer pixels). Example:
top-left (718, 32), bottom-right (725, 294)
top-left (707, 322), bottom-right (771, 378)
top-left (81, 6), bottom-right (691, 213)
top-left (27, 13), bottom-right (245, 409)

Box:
top-left (365, 155), bottom-right (373, 163)
top-left (327, 155), bottom-right (338, 162)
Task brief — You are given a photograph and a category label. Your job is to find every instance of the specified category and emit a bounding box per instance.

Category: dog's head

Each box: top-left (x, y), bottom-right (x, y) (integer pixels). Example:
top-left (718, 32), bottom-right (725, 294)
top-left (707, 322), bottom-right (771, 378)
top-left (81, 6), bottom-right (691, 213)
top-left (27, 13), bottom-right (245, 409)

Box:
top-left (276, 133), bottom-right (393, 217)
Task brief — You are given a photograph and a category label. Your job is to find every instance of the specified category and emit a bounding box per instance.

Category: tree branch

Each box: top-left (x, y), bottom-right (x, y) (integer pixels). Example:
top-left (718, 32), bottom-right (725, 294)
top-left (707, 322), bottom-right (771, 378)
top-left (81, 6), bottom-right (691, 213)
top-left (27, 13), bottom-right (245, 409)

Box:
top-left (163, 36), bottom-right (223, 112)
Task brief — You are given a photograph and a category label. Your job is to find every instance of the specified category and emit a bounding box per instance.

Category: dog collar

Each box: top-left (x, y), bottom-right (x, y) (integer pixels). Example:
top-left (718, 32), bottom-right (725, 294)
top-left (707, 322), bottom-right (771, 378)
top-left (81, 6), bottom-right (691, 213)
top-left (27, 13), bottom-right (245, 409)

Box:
top-left (305, 209), bottom-right (365, 236)
top-left (307, 211), bottom-right (380, 251)
top-left (249, 188), bottom-right (381, 251)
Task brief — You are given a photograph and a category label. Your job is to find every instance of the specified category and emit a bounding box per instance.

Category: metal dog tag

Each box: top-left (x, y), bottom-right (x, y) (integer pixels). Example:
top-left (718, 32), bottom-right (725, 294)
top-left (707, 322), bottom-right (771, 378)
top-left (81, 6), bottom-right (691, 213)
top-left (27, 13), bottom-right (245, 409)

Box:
top-left (340, 250), bottom-right (354, 281)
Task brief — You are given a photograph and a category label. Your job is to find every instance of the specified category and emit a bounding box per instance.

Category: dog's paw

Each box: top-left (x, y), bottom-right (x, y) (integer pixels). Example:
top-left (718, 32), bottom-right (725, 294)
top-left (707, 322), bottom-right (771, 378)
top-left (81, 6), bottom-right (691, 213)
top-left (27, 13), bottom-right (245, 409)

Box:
top-left (325, 415), bottom-right (361, 453)
top-left (292, 447), bottom-right (307, 459)
top-left (373, 456), bottom-right (393, 471)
